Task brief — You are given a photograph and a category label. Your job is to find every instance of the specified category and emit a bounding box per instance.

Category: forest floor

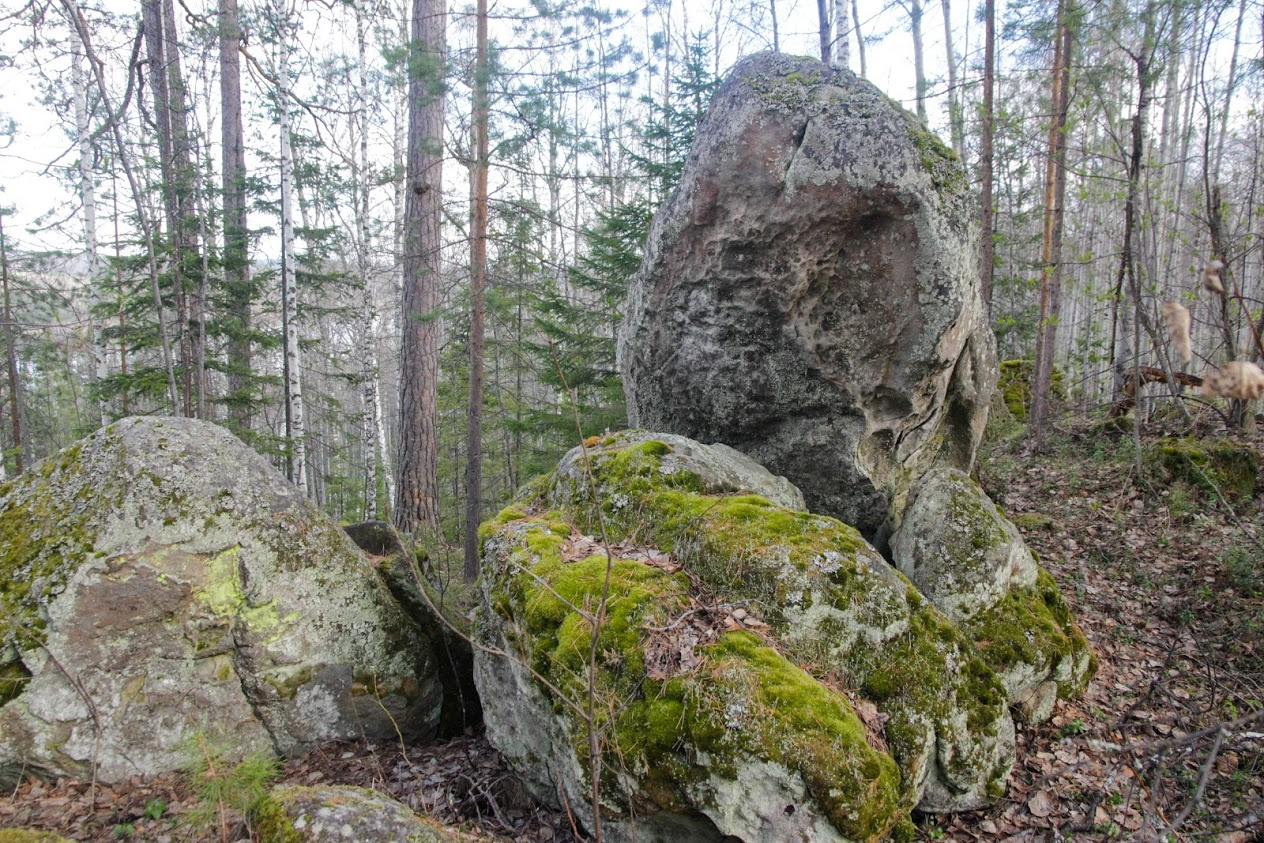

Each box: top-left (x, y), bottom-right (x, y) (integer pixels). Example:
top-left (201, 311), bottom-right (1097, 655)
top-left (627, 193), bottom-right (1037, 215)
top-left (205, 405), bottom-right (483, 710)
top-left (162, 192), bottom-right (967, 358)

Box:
top-left (1, 414), bottom-right (1261, 842)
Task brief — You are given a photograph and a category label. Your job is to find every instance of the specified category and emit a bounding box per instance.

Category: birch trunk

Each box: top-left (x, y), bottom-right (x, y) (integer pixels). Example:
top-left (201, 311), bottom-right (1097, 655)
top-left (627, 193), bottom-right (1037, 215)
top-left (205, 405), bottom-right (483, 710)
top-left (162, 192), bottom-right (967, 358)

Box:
top-left (275, 0), bottom-right (306, 491)
top-left (355, 6), bottom-right (384, 520)
top-left (71, 43), bottom-right (108, 428)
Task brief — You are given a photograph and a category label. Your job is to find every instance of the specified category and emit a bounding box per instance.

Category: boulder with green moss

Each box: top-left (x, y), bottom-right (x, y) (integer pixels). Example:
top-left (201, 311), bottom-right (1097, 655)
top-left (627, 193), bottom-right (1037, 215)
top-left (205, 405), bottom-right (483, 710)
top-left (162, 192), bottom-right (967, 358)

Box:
top-left (618, 52), bottom-right (997, 540)
top-left (476, 432), bottom-right (1022, 840)
top-left (996, 360), bottom-right (1065, 422)
top-left (258, 785), bottom-right (476, 842)
top-left (0, 417), bottom-right (442, 788)
top-left (1144, 438), bottom-right (1259, 500)
top-left (891, 469), bottom-right (1094, 722)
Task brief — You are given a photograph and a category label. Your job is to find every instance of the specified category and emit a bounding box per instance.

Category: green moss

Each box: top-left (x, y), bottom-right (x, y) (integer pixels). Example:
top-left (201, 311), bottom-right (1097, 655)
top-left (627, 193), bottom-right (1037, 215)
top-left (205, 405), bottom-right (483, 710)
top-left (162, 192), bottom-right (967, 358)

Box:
top-left (962, 568), bottom-right (1096, 699)
top-left (908, 124), bottom-right (966, 195)
top-left (997, 360), bottom-right (1066, 422)
top-left (1144, 438), bottom-right (1259, 501)
top-left (0, 439), bottom-right (106, 642)
top-left (481, 515), bottom-right (905, 838)
top-left (1010, 513), bottom-right (1056, 531)
top-left (0, 832), bottom-right (76, 843)
top-left (0, 658), bottom-right (30, 706)
top-left (253, 795), bottom-right (303, 843)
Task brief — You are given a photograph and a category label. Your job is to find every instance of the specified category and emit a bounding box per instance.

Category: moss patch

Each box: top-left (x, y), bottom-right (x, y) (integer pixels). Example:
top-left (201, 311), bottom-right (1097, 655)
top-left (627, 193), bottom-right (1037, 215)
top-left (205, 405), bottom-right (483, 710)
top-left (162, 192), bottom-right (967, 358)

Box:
top-left (1144, 438), bottom-right (1259, 501)
top-left (998, 360), bottom-right (1065, 423)
top-left (962, 568), bottom-right (1096, 699)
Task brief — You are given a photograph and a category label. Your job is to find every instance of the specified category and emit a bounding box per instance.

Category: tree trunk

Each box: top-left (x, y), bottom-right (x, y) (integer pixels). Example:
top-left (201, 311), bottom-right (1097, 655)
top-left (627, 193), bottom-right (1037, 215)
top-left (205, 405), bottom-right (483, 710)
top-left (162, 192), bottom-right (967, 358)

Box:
top-left (851, 0), bottom-right (867, 77)
top-left (1029, 0), bottom-right (1072, 445)
top-left (463, 0), bottom-right (489, 581)
top-left (816, 0), bottom-right (831, 63)
top-left (0, 212), bottom-right (24, 476)
top-left (220, 0), bottom-right (252, 429)
top-left (71, 42), bottom-right (108, 428)
top-left (275, 0), bottom-right (306, 491)
top-left (979, 0), bottom-right (995, 313)
top-left (395, 0), bottom-right (446, 533)
top-left (142, 0), bottom-right (197, 417)
top-left (940, 0), bottom-right (964, 159)
top-left (909, 0), bottom-right (927, 125)
top-left (832, 0), bottom-right (849, 68)
top-left (769, 0), bottom-right (779, 51)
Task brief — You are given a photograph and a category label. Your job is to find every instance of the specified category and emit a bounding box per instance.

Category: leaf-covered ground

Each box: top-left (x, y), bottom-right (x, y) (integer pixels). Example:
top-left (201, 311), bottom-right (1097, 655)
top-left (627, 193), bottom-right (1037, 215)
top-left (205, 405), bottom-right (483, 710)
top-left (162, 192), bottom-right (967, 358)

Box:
top-left (0, 419), bottom-right (1260, 841)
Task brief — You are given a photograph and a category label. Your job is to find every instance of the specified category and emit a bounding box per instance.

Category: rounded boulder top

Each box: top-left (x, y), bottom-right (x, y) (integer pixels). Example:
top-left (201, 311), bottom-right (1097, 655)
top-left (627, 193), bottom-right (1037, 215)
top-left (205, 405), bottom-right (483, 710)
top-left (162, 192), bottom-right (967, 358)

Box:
top-left (619, 51), bottom-right (997, 540)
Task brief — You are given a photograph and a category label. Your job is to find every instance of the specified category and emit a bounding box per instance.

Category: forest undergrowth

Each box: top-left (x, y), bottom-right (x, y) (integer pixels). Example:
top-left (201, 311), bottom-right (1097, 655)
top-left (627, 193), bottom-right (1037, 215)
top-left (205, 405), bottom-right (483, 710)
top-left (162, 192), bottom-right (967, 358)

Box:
top-left (0, 415), bottom-right (1261, 842)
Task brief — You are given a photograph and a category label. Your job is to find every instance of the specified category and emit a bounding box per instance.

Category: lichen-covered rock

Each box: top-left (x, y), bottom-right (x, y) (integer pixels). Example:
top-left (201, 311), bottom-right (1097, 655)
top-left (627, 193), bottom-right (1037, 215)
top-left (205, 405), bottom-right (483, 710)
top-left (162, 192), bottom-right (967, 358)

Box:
top-left (890, 469), bottom-right (1038, 624)
top-left (476, 432), bottom-right (1017, 838)
top-left (342, 520), bottom-right (483, 736)
top-left (477, 518), bottom-right (903, 842)
top-left (259, 785), bottom-right (468, 842)
top-left (0, 418), bottom-right (441, 787)
top-left (618, 52), bottom-right (997, 540)
top-left (891, 469), bottom-right (1094, 722)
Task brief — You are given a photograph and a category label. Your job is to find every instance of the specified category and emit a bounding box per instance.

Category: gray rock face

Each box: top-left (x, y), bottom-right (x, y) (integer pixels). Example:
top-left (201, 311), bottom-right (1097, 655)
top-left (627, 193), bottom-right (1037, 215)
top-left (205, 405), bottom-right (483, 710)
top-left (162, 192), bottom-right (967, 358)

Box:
top-left (618, 52), bottom-right (997, 539)
top-left (890, 468), bottom-right (1038, 624)
top-left (263, 785), bottom-right (466, 842)
top-left (0, 418), bottom-right (441, 787)
top-left (891, 469), bottom-right (1095, 723)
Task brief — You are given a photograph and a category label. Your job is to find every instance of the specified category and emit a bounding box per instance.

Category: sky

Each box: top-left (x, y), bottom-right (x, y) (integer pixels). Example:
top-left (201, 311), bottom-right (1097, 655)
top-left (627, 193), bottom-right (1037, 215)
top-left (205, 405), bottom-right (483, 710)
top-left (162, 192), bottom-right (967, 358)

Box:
top-left (0, 0), bottom-right (983, 256)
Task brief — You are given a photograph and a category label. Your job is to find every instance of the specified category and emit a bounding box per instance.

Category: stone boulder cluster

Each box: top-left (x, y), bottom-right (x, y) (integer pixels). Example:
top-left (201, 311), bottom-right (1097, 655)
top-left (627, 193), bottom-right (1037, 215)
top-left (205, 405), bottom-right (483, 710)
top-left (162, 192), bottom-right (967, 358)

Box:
top-left (0, 52), bottom-right (1093, 843)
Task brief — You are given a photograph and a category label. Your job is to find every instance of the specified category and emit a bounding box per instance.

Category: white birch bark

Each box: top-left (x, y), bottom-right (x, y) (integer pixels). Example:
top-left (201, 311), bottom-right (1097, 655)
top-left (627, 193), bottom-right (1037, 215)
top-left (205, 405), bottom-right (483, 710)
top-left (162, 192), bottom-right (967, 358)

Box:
top-left (71, 42), bottom-right (107, 428)
top-left (831, 0), bottom-right (849, 68)
top-left (275, 0), bottom-right (305, 491)
top-left (355, 5), bottom-right (383, 519)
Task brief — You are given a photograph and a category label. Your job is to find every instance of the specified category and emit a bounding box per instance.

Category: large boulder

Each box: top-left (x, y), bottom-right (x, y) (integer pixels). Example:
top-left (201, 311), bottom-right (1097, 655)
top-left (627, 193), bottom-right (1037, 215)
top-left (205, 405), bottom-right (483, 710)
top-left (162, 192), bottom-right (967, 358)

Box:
top-left (0, 417), bottom-right (442, 787)
top-left (619, 52), bottom-right (997, 541)
top-left (476, 432), bottom-right (1022, 842)
top-left (891, 469), bottom-right (1095, 722)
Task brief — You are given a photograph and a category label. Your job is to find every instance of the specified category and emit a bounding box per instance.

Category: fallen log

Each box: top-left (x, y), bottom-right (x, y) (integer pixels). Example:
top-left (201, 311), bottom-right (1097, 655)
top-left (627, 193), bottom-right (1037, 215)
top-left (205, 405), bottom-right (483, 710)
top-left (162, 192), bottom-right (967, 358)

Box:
top-left (1109, 366), bottom-right (1204, 417)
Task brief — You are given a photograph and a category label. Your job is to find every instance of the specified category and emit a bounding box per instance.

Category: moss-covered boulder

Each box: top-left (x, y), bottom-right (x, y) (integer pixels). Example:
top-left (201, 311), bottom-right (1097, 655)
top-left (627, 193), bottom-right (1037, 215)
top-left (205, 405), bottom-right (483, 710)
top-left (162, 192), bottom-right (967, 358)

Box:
top-left (891, 469), bottom-right (1094, 722)
top-left (1144, 438), bottom-right (1259, 501)
top-left (476, 432), bottom-right (1018, 840)
top-left (0, 418), bottom-right (442, 788)
top-left (259, 785), bottom-right (473, 842)
top-left (996, 360), bottom-right (1065, 422)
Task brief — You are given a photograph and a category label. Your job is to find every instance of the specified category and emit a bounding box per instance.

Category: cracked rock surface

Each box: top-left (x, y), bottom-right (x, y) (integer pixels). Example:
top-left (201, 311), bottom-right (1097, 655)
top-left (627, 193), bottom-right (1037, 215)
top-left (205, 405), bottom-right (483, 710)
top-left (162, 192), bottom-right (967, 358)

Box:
top-left (0, 417), bottom-right (441, 787)
top-left (619, 52), bottom-right (997, 541)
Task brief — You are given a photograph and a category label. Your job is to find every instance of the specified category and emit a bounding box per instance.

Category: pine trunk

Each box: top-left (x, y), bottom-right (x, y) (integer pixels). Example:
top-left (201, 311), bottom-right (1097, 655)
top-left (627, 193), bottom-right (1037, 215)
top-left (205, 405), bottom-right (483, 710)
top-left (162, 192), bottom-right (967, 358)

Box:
top-left (395, 0), bottom-right (446, 533)
top-left (1030, 0), bottom-right (1072, 445)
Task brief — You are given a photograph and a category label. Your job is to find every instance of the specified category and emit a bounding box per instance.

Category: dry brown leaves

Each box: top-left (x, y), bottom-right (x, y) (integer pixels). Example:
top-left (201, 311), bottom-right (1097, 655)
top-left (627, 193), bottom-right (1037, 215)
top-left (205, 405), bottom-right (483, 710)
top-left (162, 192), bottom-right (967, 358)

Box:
top-left (935, 421), bottom-right (1264, 841)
